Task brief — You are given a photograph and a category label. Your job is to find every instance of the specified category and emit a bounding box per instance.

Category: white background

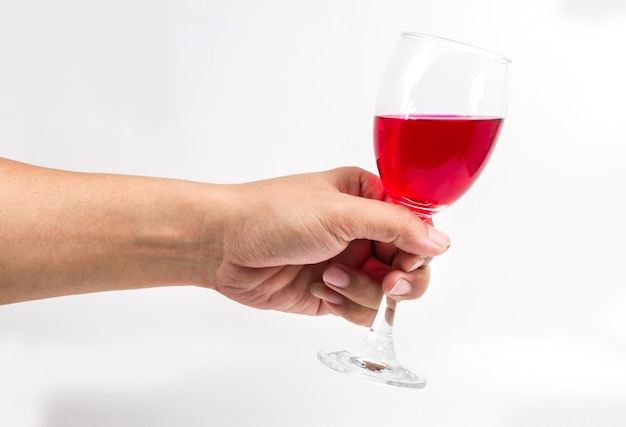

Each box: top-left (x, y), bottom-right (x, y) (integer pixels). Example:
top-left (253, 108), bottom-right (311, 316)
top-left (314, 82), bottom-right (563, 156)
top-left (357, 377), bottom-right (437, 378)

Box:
top-left (2, 0), bottom-right (626, 426)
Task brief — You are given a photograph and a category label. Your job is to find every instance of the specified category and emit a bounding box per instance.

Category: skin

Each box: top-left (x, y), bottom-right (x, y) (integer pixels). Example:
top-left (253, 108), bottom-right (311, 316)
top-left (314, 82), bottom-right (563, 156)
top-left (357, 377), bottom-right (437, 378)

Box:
top-left (0, 158), bottom-right (450, 326)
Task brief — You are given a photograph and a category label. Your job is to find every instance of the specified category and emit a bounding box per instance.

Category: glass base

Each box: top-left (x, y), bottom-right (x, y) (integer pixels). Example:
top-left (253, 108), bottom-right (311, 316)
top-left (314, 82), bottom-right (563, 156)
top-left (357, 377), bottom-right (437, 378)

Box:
top-left (318, 348), bottom-right (427, 389)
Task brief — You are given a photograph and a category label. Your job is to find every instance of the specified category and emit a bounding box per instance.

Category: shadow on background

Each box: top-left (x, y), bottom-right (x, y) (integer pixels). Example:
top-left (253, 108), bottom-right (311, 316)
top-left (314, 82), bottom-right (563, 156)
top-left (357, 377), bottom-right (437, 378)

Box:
top-left (41, 374), bottom-right (291, 427)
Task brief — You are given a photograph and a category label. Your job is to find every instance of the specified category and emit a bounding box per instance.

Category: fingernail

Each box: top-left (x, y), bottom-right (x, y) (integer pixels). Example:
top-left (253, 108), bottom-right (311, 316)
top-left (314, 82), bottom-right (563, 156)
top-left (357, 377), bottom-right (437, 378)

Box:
top-left (428, 227), bottom-right (451, 250)
top-left (389, 279), bottom-right (411, 296)
top-left (409, 257), bottom-right (427, 272)
top-left (323, 266), bottom-right (350, 288)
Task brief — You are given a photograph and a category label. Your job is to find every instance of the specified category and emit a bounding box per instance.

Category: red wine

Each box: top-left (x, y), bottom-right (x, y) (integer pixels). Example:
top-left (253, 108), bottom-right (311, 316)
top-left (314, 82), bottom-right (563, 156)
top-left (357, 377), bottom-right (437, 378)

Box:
top-left (374, 114), bottom-right (503, 217)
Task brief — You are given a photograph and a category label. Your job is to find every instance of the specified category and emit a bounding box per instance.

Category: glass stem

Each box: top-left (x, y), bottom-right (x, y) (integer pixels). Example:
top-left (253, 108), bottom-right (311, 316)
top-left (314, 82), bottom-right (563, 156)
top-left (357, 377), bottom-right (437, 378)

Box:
top-left (361, 214), bottom-right (427, 365)
top-left (362, 296), bottom-right (399, 363)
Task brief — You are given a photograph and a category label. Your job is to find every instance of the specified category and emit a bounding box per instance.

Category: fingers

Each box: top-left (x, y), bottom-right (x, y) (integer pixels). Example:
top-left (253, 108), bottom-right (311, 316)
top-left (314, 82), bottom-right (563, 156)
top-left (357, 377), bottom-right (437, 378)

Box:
top-left (372, 242), bottom-right (433, 300)
top-left (328, 166), bottom-right (386, 200)
top-left (306, 168), bottom-right (451, 325)
top-left (310, 283), bottom-right (378, 327)
top-left (322, 264), bottom-right (383, 310)
top-left (309, 263), bottom-right (384, 327)
top-left (392, 250), bottom-right (432, 273)
top-left (382, 265), bottom-right (431, 302)
top-left (309, 259), bottom-right (432, 326)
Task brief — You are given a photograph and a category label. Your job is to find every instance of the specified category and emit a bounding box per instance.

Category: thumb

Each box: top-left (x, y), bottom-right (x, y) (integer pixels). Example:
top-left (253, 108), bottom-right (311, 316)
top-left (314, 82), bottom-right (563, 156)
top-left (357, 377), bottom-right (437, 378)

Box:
top-left (339, 195), bottom-right (451, 257)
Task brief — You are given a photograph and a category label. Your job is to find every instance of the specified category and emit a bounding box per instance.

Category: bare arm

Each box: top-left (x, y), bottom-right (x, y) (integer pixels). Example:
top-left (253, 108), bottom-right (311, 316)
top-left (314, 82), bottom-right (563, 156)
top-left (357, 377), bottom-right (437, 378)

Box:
top-left (0, 159), bottom-right (450, 325)
top-left (0, 158), bottom-right (218, 303)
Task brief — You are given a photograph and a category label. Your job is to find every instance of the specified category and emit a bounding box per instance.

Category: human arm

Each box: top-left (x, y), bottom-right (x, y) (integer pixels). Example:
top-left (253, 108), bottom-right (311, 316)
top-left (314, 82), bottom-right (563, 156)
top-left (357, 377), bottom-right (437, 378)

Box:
top-left (0, 157), bottom-right (214, 303)
top-left (0, 159), bottom-right (450, 325)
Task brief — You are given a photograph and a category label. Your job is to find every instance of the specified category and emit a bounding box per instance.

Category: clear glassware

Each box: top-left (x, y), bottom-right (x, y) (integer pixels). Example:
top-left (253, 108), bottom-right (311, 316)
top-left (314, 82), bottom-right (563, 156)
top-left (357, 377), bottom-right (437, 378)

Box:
top-left (318, 32), bottom-right (511, 388)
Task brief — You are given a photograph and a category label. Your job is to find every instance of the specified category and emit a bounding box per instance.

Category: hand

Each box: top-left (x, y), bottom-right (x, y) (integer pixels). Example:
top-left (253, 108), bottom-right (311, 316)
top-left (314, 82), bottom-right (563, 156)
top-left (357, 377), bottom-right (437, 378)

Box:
top-left (206, 167), bottom-right (451, 326)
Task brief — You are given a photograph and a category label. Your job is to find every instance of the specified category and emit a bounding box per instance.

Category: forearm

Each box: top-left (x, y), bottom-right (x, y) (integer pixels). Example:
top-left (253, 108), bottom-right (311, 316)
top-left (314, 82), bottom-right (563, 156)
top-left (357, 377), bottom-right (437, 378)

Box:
top-left (0, 158), bottom-right (222, 304)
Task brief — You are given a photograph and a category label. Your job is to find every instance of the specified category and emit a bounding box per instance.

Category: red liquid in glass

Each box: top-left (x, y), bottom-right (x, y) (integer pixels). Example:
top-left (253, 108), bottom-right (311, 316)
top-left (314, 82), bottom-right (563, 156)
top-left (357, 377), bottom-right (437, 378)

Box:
top-left (374, 115), bottom-right (503, 217)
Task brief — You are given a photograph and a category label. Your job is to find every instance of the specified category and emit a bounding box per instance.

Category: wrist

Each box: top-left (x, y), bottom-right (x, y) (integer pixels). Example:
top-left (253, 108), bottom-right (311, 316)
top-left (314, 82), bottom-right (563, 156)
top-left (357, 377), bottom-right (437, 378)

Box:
top-left (129, 178), bottom-right (227, 290)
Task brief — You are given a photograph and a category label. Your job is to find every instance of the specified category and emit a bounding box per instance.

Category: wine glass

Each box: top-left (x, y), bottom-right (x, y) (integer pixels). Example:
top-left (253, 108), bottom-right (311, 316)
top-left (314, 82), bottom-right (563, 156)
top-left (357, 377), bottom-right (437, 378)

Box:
top-left (318, 32), bottom-right (511, 388)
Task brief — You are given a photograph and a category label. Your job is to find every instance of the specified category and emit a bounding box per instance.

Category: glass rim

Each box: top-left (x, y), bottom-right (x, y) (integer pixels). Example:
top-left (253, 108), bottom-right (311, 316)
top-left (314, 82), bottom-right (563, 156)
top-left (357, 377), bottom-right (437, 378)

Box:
top-left (401, 31), bottom-right (511, 64)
